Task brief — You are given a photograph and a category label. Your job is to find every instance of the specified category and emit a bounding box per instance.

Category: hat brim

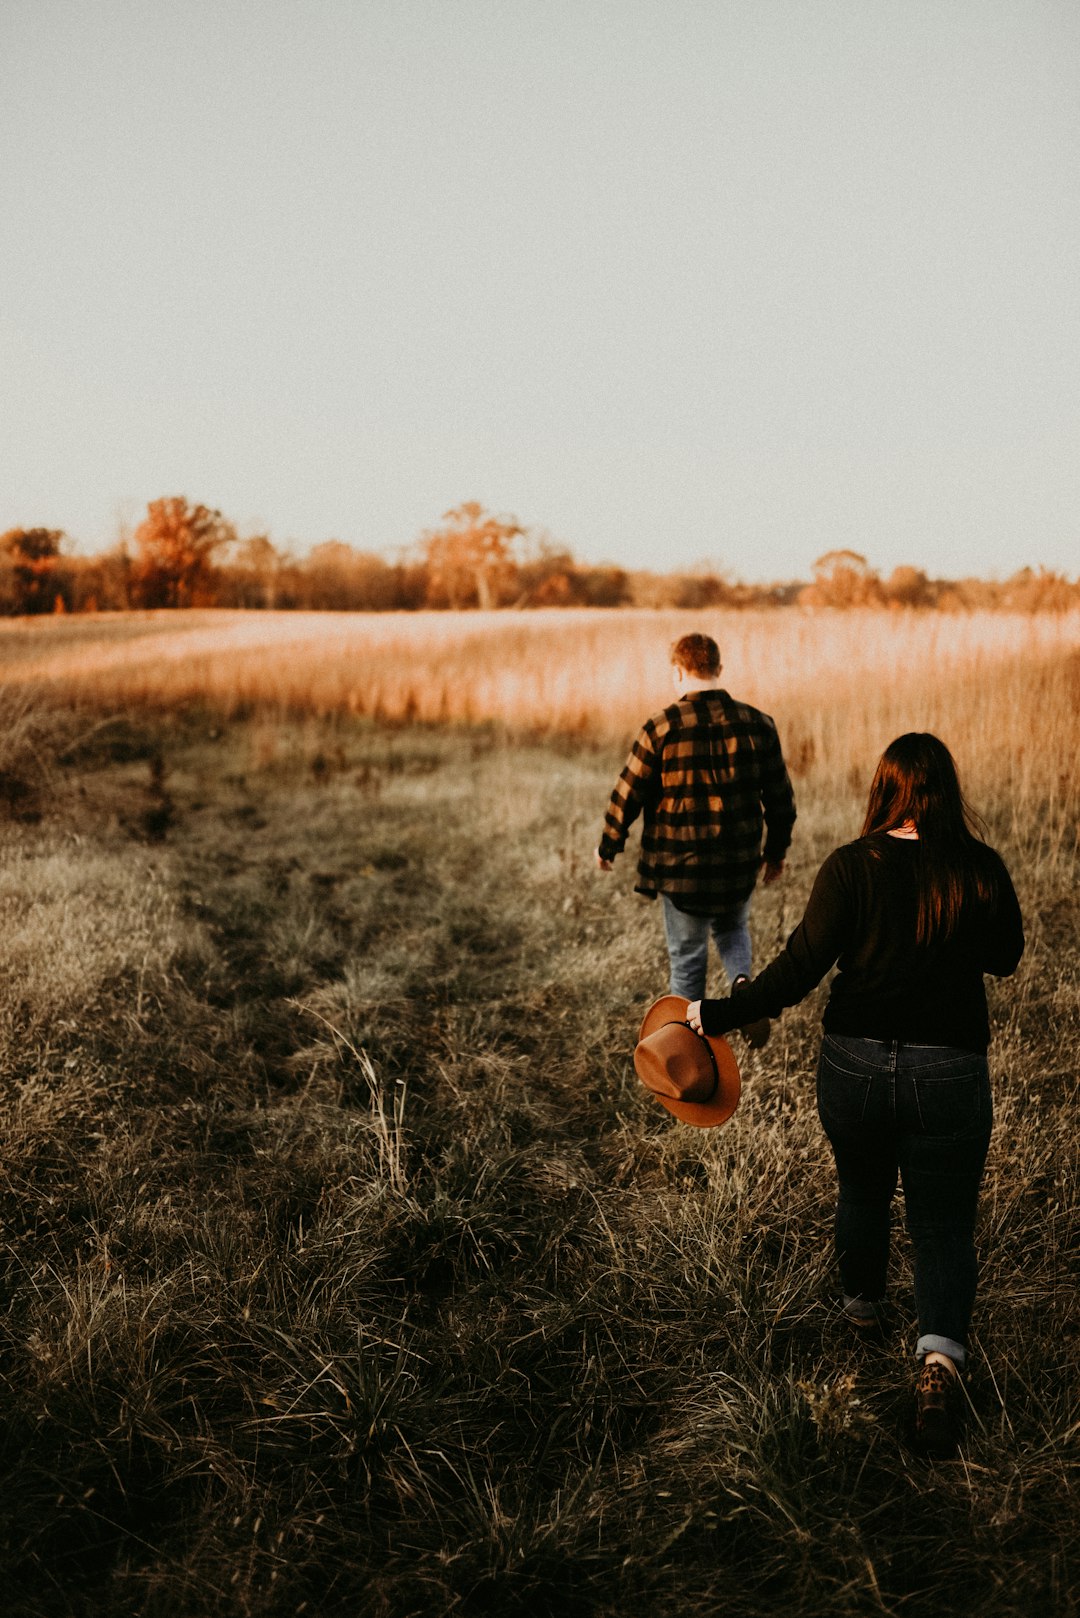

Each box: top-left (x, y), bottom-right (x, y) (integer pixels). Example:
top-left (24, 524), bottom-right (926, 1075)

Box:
top-left (636, 995), bottom-right (741, 1129)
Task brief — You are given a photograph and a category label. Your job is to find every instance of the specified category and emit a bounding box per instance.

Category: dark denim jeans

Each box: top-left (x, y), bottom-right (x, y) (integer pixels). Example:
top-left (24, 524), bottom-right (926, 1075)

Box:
top-left (816, 1033), bottom-right (993, 1368)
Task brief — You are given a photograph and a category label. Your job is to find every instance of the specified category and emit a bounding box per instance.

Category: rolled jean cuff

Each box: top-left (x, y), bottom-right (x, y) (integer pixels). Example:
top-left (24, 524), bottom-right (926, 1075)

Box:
top-left (916, 1333), bottom-right (966, 1370)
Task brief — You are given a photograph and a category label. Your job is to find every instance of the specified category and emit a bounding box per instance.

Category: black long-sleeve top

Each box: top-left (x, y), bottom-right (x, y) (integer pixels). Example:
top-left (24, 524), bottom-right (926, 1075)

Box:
top-left (699, 833), bottom-right (1024, 1053)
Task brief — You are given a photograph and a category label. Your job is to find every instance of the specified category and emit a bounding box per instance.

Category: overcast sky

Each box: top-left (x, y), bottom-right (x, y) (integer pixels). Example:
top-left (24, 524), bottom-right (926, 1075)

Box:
top-left (3, 0), bottom-right (1077, 580)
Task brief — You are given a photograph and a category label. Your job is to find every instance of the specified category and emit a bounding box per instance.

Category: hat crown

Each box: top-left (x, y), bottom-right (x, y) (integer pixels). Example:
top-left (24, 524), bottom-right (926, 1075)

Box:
top-left (635, 1021), bottom-right (718, 1104)
top-left (633, 995), bottom-right (741, 1130)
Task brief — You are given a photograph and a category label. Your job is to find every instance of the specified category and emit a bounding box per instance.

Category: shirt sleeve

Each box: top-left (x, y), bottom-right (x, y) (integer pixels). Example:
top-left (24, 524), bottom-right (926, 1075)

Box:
top-left (979, 854), bottom-right (1025, 977)
top-left (598, 720), bottom-right (661, 859)
top-left (699, 847), bottom-right (851, 1035)
top-left (759, 723), bottom-right (797, 865)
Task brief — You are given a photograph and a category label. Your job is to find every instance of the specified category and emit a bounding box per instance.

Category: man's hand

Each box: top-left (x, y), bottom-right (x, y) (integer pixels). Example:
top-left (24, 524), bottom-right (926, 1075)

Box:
top-left (762, 859), bottom-right (785, 886)
top-left (595, 849), bottom-right (614, 872)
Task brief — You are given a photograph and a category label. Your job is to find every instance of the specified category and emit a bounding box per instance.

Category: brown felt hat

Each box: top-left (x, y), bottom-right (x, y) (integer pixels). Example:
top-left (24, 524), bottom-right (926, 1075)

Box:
top-left (633, 995), bottom-right (741, 1129)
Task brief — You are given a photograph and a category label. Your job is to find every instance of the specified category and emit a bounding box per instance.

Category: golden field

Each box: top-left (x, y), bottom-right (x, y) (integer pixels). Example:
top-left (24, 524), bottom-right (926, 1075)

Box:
top-left (3, 602), bottom-right (1080, 773)
top-left (0, 607), bottom-right (1078, 1615)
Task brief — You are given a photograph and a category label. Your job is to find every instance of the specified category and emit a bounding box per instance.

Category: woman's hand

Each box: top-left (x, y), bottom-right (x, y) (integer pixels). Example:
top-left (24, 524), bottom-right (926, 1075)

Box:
top-left (686, 1000), bottom-right (704, 1034)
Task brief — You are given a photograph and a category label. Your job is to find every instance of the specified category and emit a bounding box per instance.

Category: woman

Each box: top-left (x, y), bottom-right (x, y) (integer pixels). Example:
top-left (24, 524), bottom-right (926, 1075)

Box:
top-left (687, 733), bottom-right (1024, 1455)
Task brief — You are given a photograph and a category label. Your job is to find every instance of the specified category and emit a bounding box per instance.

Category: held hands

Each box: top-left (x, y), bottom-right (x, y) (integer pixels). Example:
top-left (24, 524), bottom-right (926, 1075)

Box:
top-left (595, 849), bottom-right (614, 872)
top-left (686, 1000), bottom-right (704, 1034)
top-left (762, 859), bottom-right (785, 886)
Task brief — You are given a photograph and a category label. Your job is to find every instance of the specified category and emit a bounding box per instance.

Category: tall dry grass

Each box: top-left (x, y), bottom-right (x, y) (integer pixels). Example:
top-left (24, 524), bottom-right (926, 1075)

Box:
top-left (3, 605), bottom-right (1078, 861)
top-left (3, 606), bottom-right (1078, 736)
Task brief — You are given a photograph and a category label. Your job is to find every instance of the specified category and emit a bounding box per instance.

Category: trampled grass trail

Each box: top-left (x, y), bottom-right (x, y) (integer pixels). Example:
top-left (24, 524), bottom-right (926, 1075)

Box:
top-left (0, 699), bottom-right (1077, 1617)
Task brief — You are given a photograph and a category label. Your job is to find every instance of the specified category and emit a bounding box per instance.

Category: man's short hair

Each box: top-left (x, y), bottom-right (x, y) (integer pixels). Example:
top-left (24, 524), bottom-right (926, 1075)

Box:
top-left (671, 633), bottom-right (721, 679)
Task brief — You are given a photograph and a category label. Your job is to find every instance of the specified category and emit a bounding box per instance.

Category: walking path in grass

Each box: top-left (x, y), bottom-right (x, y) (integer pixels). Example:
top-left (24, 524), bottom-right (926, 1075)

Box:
top-left (0, 715), bottom-right (1076, 1616)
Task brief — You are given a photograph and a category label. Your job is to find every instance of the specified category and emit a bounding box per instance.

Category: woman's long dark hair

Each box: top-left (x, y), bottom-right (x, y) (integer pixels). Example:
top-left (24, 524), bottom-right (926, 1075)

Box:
top-left (861, 733), bottom-right (998, 945)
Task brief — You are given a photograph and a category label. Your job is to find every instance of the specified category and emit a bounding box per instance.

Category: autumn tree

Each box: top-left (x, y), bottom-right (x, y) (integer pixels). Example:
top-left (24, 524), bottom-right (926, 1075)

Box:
top-left (883, 565), bottom-right (934, 609)
top-left (66, 547), bottom-right (133, 613)
top-left (231, 535), bottom-right (287, 609)
top-left (800, 549), bottom-right (883, 608)
top-left (299, 541), bottom-right (402, 611)
top-left (1000, 566), bottom-right (1078, 613)
top-left (133, 498), bottom-right (236, 608)
top-left (0, 528), bottom-right (67, 614)
top-left (422, 502), bottom-right (524, 609)
top-left (670, 570), bottom-right (732, 610)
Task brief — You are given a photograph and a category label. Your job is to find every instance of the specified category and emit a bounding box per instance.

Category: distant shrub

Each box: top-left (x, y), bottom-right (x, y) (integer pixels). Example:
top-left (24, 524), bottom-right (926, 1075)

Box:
top-left (0, 528), bottom-right (69, 615)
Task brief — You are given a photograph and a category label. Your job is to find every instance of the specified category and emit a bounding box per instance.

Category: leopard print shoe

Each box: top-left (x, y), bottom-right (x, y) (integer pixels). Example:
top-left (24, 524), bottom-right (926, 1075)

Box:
top-left (914, 1360), bottom-right (961, 1458)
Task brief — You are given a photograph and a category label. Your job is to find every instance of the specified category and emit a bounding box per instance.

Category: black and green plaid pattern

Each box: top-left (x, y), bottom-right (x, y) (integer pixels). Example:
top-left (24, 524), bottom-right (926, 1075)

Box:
top-left (599, 689), bottom-right (796, 912)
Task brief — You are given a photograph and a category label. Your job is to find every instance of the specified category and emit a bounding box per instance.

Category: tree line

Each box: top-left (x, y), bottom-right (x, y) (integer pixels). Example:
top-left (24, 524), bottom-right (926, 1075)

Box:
top-left (2, 499), bottom-right (1076, 615)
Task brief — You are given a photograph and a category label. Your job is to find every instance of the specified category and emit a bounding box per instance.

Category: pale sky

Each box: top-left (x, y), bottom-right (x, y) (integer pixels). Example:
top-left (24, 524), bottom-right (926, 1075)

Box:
top-left (2, 0), bottom-right (1078, 581)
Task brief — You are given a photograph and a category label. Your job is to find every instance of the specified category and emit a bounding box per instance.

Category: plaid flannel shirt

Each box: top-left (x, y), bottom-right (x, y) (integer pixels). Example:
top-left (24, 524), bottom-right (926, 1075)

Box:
top-left (598, 688), bottom-right (796, 913)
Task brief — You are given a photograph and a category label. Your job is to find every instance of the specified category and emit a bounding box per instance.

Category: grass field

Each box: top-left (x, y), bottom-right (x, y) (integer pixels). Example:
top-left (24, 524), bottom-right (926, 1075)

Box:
top-left (0, 609), bottom-right (1078, 1616)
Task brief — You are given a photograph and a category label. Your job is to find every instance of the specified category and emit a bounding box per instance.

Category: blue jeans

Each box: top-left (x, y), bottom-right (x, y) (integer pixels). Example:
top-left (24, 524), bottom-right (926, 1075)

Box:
top-left (816, 1034), bottom-right (993, 1369)
top-left (660, 893), bottom-right (752, 1000)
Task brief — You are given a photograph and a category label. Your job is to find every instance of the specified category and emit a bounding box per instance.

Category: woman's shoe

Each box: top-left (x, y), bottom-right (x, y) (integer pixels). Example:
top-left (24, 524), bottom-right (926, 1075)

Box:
top-left (732, 975), bottom-right (770, 1050)
top-left (914, 1361), bottom-right (961, 1457)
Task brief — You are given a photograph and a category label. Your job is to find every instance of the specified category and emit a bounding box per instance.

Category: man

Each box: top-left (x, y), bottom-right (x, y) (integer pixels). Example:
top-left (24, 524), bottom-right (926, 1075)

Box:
top-left (596, 633), bottom-right (796, 1043)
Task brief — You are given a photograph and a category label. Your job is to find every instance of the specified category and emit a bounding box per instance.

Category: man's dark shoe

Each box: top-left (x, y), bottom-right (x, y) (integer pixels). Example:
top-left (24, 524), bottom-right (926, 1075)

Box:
top-left (842, 1302), bottom-right (885, 1345)
top-left (732, 975), bottom-right (770, 1050)
top-left (914, 1361), bottom-right (962, 1458)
